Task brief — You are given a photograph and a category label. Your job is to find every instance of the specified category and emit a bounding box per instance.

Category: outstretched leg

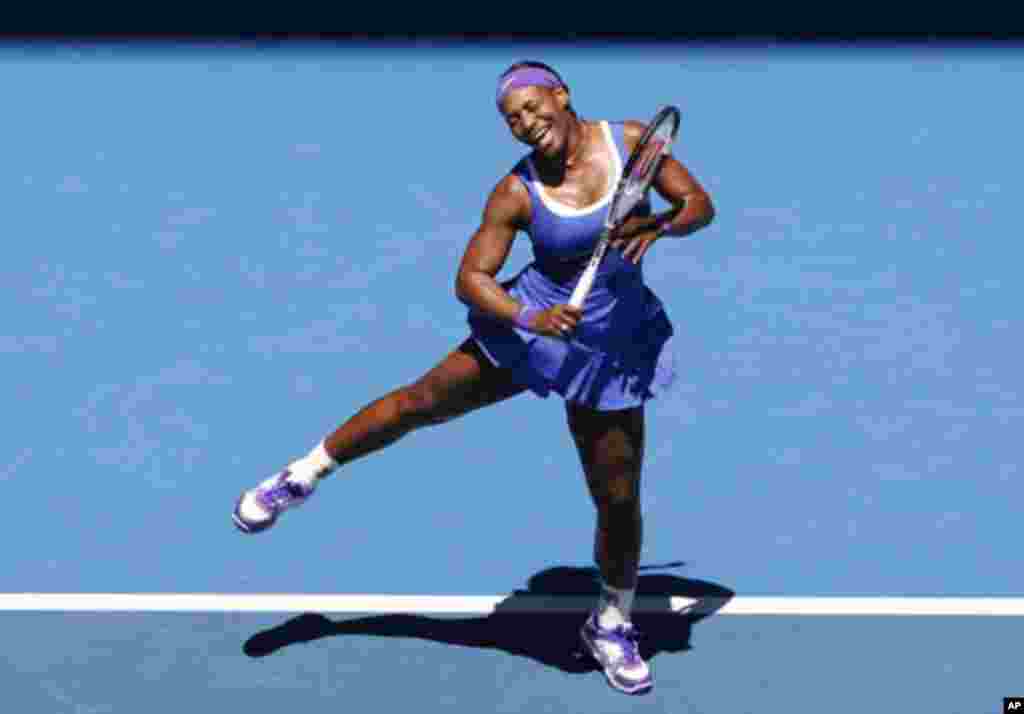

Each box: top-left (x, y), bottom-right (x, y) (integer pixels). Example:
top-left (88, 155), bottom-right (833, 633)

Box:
top-left (233, 338), bottom-right (525, 533)
top-left (319, 338), bottom-right (525, 471)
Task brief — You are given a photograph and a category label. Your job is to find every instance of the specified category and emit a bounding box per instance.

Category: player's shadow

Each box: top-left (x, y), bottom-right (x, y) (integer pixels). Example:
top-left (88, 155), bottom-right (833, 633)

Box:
top-left (243, 564), bottom-right (734, 674)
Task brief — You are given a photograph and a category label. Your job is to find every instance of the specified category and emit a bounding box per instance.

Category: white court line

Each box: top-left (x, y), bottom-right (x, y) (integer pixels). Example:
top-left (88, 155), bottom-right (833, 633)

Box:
top-left (1, 594), bottom-right (1024, 616)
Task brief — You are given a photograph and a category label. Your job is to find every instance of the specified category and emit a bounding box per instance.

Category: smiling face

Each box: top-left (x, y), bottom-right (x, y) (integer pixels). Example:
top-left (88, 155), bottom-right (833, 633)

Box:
top-left (499, 84), bottom-right (573, 160)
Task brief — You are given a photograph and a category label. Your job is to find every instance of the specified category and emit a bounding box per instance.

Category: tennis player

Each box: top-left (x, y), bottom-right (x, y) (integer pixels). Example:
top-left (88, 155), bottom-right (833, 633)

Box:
top-left (233, 60), bottom-right (714, 695)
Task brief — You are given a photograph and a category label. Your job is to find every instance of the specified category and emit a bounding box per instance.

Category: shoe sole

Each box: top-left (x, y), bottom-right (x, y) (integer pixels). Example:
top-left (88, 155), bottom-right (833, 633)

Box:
top-left (580, 625), bottom-right (653, 695)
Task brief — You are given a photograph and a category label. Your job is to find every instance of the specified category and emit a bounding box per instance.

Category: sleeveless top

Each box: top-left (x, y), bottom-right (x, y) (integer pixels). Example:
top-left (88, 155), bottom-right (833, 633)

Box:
top-left (468, 120), bottom-right (676, 410)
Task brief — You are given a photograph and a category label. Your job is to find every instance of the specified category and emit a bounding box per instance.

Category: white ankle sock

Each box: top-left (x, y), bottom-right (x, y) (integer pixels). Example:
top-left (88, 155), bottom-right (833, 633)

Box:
top-left (286, 440), bottom-right (338, 488)
top-left (597, 582), bottom-right (635, 629)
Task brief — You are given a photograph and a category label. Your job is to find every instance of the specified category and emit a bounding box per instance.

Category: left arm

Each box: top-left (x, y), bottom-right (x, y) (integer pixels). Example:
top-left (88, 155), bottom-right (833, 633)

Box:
top-left (611, 119), bottom-right (716, 262)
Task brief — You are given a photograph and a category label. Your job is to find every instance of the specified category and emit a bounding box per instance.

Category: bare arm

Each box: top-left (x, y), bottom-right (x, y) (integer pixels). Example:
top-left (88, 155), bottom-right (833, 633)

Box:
top-left (651, 152), bottom-right (716, 238)
top-left (454, 174), bottom-right (530, 324)
top-left (455, 174), bottom-right (583, 336)
top-left (624, 119), bottom-right (714, 235)
top-left (609, 119), bottom-right (716, 262)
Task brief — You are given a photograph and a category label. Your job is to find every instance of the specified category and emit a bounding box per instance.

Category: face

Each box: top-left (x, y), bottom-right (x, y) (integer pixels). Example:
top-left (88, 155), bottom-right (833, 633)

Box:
top-left (499, 84), bottom-right (572, 159)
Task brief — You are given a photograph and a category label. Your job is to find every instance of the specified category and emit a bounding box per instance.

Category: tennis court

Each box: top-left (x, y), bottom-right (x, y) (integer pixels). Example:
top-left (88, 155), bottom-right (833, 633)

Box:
top-left (2, 39), bottom-right (1022, 711)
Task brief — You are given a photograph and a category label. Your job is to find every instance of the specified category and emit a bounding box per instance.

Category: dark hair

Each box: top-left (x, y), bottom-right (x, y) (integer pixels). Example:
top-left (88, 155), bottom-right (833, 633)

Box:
top-left (499, 60), bottom-right (575, 115)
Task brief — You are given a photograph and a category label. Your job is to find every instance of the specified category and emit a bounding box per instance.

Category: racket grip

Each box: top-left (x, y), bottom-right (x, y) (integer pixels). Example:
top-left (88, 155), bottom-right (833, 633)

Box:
top-left (568, 266), bottom-right (596, 309)
top-left (569, 234), bottom-right (610, 310)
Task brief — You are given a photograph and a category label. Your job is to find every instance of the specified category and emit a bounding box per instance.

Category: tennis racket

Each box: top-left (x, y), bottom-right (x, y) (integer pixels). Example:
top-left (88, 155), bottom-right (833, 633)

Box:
top-left (568, 105), bottom-right (681, 310)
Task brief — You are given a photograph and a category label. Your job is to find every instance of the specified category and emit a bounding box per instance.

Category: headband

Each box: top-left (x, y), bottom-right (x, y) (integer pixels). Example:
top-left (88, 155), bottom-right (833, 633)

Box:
top-left (495, 67), bottom-right (563, 110)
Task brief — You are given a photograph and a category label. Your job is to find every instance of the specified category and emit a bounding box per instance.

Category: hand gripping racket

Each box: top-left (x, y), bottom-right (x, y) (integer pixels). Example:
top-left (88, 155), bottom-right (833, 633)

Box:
top-left (568, 105), bottom-right (681, 310)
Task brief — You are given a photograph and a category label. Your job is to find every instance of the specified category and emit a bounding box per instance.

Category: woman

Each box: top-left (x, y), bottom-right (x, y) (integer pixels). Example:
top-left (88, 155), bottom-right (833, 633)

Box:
top-left (233, 60), bottom-right (715, 695)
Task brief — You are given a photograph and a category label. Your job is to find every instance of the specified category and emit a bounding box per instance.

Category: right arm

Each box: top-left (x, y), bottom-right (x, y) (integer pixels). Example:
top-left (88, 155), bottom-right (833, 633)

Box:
top-left (454, 174), bottom-right (528, 325)
top-left (455, 174), bottom-right (581, 336)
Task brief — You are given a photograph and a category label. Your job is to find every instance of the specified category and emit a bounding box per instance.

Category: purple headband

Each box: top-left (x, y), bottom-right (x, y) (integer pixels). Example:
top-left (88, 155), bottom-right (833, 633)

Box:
top-left (496, 67), bottom-right (563, 110)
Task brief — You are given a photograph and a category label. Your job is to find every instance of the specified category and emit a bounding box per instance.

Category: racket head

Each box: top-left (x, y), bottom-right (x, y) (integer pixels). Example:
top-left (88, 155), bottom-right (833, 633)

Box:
top-left (606, 105), bottom-right (681, 228)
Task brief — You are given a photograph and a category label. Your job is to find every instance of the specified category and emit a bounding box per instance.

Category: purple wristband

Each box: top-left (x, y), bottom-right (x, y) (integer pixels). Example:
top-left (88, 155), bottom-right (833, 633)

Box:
top-left (516, 306), bottom-right (541, 330)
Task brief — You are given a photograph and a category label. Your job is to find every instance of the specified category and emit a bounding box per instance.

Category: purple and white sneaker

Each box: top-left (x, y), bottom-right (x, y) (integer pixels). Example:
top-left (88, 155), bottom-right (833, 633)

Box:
top-left (580, 612), bottom-right (652, 695)
top-left (233, 470), bottom-right (314, 534)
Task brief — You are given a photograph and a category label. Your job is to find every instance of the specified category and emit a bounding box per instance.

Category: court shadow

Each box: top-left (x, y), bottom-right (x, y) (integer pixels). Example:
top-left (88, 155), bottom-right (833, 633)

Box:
top-left (243, 564), bottom-right (734, 674)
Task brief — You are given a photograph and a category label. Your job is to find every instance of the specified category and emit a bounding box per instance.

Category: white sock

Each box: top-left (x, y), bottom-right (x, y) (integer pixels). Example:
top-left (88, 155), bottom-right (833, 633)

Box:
top-left (596, 582), bottom-right (636, 629)
top-left (285, 440), bottom-right (338, 489)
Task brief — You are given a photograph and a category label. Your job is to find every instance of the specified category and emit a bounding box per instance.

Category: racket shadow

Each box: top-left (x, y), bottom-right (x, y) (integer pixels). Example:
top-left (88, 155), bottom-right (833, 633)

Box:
top-left (242, 564), bottom-right (734, 674)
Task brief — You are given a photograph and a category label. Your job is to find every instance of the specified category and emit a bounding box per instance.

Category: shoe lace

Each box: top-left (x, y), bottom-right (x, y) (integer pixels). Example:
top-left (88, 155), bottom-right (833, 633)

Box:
top-left (612, 624), bottom-right (643, 665)
top-left (260, 477), bottom-right (307, 510)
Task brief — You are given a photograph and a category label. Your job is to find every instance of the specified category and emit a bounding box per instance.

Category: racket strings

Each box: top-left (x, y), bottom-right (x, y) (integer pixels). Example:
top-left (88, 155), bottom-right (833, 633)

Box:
top-left (567, 105), bottom-right (679, 309)
top-left (630, 139), bottom-right (667, 185)
top-left (609, 112), bottom-right (678, 226)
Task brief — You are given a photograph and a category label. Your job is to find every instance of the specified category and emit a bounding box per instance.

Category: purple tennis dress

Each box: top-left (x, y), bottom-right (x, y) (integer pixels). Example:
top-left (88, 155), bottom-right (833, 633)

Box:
top-left (468, 120), bottom-right (677, 411)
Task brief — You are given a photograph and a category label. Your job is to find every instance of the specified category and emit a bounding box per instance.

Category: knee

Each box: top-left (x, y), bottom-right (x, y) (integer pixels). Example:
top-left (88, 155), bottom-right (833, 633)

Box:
top-left (592, 456), bottom-right (640, 508)
top-left (590, 469), bottom-right (642, 517)
top-left (605, 476), bottom-right (639, 508)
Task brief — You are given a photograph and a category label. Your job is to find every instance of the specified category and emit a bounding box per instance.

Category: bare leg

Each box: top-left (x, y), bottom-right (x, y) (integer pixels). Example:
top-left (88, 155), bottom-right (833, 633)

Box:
top-left (321, 338), bottom-right (525, 473)
top-left (233, 338), bottom-right (524, 534)
top-left (566, 403), bottom-right (653, 693)
top-left (565, 403), bottom-right (645, 590)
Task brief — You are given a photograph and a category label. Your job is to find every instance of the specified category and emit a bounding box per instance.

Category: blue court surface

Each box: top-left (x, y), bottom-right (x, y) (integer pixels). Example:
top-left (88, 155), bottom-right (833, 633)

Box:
top-left (2, 40), bottom-right (1023, 711)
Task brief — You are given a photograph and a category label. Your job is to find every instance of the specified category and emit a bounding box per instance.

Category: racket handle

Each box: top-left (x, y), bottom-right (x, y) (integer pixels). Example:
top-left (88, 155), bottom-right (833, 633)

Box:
top-left (568, 269), bottom-right (595, 310)
top-left (568, 236), bottom-right (609, 309)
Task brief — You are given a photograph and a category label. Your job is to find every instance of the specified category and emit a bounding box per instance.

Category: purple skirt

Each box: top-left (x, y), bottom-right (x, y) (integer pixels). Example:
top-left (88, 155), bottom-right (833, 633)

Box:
top-left (467, 262), bottom-right (677, 411)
